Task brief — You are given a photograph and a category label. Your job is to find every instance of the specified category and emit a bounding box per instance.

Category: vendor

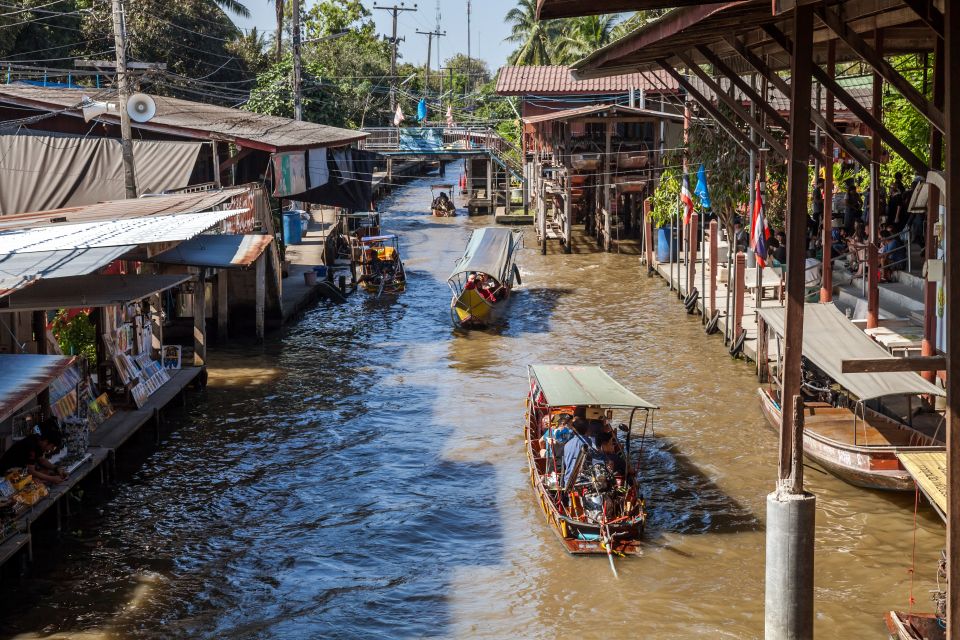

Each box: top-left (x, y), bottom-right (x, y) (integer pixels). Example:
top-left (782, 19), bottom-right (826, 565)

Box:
top-left (0, 418), bottom-right (67, 485)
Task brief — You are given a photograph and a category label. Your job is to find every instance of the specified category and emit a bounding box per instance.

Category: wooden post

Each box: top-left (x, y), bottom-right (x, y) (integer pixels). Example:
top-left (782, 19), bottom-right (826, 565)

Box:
top-left (923, 38), bottom-right (944, 383)
top-left (944, 2), bottom-right (960, 633)
top-left (779, 4), bottom-right (814, 487)
top-left (688, 212), bottom-right (698, 296)
top-left (644, 198), bottom-right (654, 274)
top-left (32, 311), bottom-right (49, 414)
top-left (709, 219), bottom-right (719, 315)
top-left (866, 33), bottom-right (883, 330)
top-left (603, 121), bottom-right (612, 251)
top-left (821, 40), bottom-right (835, 303)
top-left (211, 140), bottom-right (222, 189)
top-left (734, 252), bottom-right (746, 339)
top-left (486, 158), bottom-right (492, 209)
top-left (192, 273), bottom-right (206, 367)
top-left (149, 293), bottom-right (162, 358)
top-left (217, 271), bottom-right (228, 343)
top-left (255, 254), bottom-right (265, 342)
top-left (564, 172), bottom-right (572, 254)
top-left (758, 315), bottom-right (768, 382)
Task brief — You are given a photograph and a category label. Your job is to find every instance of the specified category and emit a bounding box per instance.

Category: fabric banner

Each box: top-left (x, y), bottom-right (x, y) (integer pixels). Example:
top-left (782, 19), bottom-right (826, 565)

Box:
top-left (307, 148), bottom-right (329, 189)
top-left (0, 132), bottom-right (203, 215)
top-left (398, 128), bottom-right (443, 152)
top-left (293, 148), bottom-right (377, 211)
top-left (271, 151), bottom-right (307, 197)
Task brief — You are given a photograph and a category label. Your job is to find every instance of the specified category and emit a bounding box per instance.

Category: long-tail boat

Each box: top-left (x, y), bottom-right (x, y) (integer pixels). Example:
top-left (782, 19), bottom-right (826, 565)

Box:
top-left (525, 365), bottom-right (657, 568)
top-left (756, 303), bottom-right (944, 491)
top-left (447, 227), bottom-right (522, 329)
top-left (357, 234), bottom-right (406, 296)
top-left (430, 184), bottom-right (457, 217)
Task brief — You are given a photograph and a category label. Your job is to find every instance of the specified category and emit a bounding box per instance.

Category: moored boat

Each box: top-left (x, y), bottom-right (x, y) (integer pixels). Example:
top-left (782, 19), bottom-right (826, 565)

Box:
top-left (884, 610), bottom-right (944, 640)
top-left (430, 184), bottom-right (457, 217)
top-left (448, 227), bottom-right (522, 329)
top-left (756, 304), bottom-right (944, 491)
top-left (525, 365), bottom-right (658, 563)
top-left (357, 234), bottom-right (406, 296)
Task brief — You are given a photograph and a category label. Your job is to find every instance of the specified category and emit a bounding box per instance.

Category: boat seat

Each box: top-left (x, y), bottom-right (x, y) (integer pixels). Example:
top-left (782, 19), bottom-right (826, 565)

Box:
top-left (803, 407), bottom-right (919, 447)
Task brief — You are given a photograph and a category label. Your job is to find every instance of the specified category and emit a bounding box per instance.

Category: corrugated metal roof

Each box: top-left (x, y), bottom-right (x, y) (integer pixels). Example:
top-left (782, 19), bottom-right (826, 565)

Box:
top-left (0, 210), bottom-right (245, 255)
top-left (0, 188), bottom-right (248, 232)
top-left (0, 354), bottom-right (75, 423)
top-left (0, 85), bottom-right (366, 152)
top-left (0, 274), bottom-right (192, 311)
top-left (523, 103), bottom-right (686, 125)
top-left (149, 234), bottom-right (273, 269)
top-left (496, 66), bottom-right (677, 96)
top-left (0, 245), bottom-right (134, 297)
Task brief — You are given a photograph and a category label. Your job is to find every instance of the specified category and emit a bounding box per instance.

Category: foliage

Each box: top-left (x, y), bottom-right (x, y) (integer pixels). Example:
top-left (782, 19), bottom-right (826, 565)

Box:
top-left (51, 310), bottom-right (96, 363)
top-left (650, 162), bottom-right (679, 228)
top-left (686, 120), bottom-right (751, 233)
top-left (443, 53), bottom-right (491, 95)
top-left (551, 14), bottom-right (617, 65)
top-left (610, 10), bottom-right (669, 40)
top-left (226, 26), bottom-right (271, 76)
top-left (504, 0), bottom-right (561, 65)
top-left (881, 53), bottom-right (933, 184)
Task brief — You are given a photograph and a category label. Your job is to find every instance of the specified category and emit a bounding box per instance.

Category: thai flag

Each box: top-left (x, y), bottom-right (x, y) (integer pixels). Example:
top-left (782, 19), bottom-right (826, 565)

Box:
top-left (750, 179), bottom-right (770, 267)
top-left (681, 171), bottom-right (695, 224)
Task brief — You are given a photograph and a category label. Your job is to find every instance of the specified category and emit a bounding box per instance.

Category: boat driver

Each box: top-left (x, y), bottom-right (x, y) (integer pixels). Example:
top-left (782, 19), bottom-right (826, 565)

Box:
top-left (562, 417), bottom-right (603, 488)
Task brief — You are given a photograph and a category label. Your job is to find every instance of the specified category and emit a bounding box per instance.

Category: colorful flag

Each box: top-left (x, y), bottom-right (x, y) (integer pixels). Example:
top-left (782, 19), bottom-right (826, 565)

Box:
top-left (393, 104), bottom-right (404, 127)
top-left (680, 171), bottom-right (695, 224)
top-left (417, 98), bottom-right (427, 122)
top-left (446, 105), bottom-right (454, 128)
top-left (750, 180), bottom-right (770, 267)
top-left (694, 163), bottom-right (711, 210)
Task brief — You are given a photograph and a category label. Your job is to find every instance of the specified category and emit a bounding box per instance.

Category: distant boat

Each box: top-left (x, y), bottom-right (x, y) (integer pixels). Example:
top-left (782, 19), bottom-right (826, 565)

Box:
top-left (756, 304), bottom-right (944, 491)
top-left (525, 365), bottom-right (657, 565)
top-left (447, 227), bottom-right (522, 329)
top-left (430, 184), bottom-right (457, 217)
top-left (356, 234), bottom-right (406, 296)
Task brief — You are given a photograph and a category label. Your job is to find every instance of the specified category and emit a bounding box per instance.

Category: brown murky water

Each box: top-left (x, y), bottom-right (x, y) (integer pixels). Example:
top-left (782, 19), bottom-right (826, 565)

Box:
top-left (0, 165), bottom-right (946, 638)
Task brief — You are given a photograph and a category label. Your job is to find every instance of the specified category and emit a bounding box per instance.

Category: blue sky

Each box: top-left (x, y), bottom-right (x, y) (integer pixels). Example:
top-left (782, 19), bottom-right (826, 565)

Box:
top-left (234, 0), bottom-right (518, 74)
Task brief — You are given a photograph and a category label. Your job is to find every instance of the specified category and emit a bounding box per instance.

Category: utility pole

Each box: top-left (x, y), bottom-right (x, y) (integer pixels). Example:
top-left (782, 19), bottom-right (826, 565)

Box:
top-left (374, 3), bottom-right (417, 111)
top-left (466, 0), bottom-right (471, 95)
top-left (110, 0), bottom-right (137, 198)
top-left (416, 28), bottom-right (445, 97)
top-left (292, 0), bottom-right (302, 121)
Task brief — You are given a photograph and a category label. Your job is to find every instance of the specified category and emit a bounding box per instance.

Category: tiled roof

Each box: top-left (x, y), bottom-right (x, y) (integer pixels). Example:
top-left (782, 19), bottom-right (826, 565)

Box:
top-left (495, 66), bottom-right (678, 96)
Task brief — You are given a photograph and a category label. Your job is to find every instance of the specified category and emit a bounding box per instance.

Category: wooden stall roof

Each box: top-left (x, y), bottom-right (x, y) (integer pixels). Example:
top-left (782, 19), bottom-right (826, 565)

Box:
top-left (0, 274), bottom-right (192, 311)
top-left (571, 0), bottom-right (936, 79)
top-left (495, 65), bottom-right (677, 96)
top-left (0, 85), bottom-right (367, 153)
top-left (522, 103), bottom-right (686, 125)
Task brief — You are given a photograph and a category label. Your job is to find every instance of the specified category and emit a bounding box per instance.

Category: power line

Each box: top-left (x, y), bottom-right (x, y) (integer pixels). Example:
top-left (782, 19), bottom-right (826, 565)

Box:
top-left (373, 2), bottom-right (417, 112)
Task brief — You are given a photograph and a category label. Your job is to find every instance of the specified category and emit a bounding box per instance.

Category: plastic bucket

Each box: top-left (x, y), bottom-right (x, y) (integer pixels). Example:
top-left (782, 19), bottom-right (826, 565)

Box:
top-left (303, 270), bottom-right (317, 286)
top-left (656, 226), bottom-right (678, 262)
top-left (282, 211), bottom-right (303, 245)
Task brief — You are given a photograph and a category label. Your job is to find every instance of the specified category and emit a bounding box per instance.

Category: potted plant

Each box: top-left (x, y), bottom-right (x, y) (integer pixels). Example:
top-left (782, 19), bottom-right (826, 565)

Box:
top-left (651, 165), bottom-right (680, 262)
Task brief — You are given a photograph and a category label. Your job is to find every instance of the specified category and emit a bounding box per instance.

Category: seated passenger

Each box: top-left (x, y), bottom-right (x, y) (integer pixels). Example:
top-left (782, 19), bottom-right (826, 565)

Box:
top-left (596, 430), bottom-right (626, 477)
top-left (540, 414), bottom-right (573, 474)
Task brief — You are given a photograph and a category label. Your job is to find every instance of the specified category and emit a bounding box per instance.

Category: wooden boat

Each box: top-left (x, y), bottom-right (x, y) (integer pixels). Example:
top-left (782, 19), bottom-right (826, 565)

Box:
top-left (525, 365), bottom-right (658, 562)
top-left (430, 184), bottom-right (457, 217)
top-left (357, 234), bottom-right (406, 295)
top-left (884, 610), bottom-right (944, 640)
top-left (448, 227), bottom-right (522, 329)
top-left (757, 304), bottom-right (944, 491)
top-left (335, 211), bottom-right (381, 266)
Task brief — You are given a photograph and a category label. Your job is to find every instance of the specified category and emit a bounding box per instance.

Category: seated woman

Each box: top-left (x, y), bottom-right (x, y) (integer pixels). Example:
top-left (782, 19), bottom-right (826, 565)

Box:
top-left (540, 413), bottom-right (574, 476)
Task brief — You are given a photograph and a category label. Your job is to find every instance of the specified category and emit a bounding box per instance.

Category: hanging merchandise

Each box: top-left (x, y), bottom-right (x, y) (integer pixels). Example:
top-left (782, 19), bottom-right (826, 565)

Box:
top-left (417, 98), bottom-right (427, 122)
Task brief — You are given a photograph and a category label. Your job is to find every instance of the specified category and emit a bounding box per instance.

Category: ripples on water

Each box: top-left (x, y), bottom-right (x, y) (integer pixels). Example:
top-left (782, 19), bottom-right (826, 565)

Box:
top-left (0, 165), bottom-right (947, 639)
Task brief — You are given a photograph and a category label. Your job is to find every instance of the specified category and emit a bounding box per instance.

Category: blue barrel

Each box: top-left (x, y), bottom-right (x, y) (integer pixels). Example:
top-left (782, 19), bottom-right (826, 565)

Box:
top-left (656, 225), bottom-right (678, 262)
top-left (313, 265), bottom-right (327, 279)
top-left (282, 211), bottom-right (302, 245)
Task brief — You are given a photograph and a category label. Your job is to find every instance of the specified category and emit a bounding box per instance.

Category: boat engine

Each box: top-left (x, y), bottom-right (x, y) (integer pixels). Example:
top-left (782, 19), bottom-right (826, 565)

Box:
top-left (581, 463), bottom-right (618, 524)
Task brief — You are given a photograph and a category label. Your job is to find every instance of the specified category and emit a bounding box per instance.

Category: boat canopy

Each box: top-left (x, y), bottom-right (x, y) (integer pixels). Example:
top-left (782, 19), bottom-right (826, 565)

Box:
top-left (431, 184), bottom-right (454, 190)
top-left (448, 227), bottom-right (520, 284)
top-left (361, 234), bottom-right (396, 242)
top-left (529, 365), bottom-right (658, 409)
top-left (757, 303), bottom-right (945, 401)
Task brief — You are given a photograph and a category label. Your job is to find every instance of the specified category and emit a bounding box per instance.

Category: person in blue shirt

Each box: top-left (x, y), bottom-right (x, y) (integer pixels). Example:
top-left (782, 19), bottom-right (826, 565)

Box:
top-left (563, 417), bottom-right (599, 488)
top-left (881, 223), bottom-right (906, 281)
top-left (540, 413), bottom-right (573, 474)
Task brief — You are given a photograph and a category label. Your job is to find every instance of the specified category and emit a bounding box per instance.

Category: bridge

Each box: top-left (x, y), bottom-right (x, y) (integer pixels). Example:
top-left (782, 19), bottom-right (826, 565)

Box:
top-left (360, 126), bottom-right (525, 215)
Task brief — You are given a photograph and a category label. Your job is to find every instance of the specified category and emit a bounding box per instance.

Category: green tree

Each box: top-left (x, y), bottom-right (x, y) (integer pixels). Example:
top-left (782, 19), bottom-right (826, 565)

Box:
top-left (504, 0), bottom-right (560, 66)
top-left (271, 0), bottom-right (285, 61)
top-left (882, 54), bottom-right (933, 184)
top-left (552, 14), bottom-right (618, 65)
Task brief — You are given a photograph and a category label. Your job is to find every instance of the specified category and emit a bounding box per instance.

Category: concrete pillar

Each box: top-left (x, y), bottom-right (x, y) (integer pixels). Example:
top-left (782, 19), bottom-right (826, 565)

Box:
top-left (734, 252), bottom-right (746, 339)
top-left (255, 254), bottom-right (265, 342)
top-left (217, 271), bottom-right (228, 343)
top-left (192, 273), bottom-right (206, 367)
top-left (764, 490), bottom-right (816, 640)
top-left (709, 220), bottom-right (719, 315)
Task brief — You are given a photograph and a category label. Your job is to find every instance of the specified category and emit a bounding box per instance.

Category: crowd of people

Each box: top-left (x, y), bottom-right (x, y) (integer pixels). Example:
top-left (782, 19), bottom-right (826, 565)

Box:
top-left (730, 169), bottom-right (920, 285)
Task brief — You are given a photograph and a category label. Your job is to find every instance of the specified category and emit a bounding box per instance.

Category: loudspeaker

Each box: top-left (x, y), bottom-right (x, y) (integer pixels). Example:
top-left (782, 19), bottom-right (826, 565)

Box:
top-left (82, 100), bottom-right (118, 122)
top-left (127, 93), bottom-right (156, 123)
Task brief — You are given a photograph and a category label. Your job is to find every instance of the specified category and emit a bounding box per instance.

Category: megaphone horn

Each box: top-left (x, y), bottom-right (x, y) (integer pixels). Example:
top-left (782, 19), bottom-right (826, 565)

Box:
top-left (81, 99), bottom-right (118, 122)
top-left (127, 93), bottom-right (156, 123)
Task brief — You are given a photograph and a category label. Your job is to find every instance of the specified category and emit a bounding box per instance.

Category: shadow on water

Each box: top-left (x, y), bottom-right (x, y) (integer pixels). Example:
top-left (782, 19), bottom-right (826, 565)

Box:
top-left (637, 436), bottom-right (760, 536)
top-left (500, 287), bottom-right (574, 338)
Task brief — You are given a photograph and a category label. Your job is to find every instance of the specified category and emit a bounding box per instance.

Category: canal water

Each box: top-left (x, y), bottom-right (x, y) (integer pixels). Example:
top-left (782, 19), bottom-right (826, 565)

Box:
top-left (0, 165), bottom-right (946, 639)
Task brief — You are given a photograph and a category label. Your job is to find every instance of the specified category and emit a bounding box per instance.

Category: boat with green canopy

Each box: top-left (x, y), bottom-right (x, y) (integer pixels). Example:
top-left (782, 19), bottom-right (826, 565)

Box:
top-left (525, 365), bottom-right (658, 570)
top-left (447, 227), bottom-right (522, 329)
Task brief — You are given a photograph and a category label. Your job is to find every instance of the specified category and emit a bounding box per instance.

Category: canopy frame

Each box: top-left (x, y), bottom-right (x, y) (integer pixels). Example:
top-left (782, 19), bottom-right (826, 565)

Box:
top-left (528, 364), bottom-right (658, 410)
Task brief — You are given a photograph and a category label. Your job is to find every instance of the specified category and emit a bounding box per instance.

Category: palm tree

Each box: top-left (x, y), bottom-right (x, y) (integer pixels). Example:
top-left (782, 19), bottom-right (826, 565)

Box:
top-left (271, 0), bottom-right (284, 61)
top-left (552, 15), bottom-right (618, 65)
top-left (213, 0), bottom-right (251, 18)
top-left (504, 0), bottom-right (560, 66)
